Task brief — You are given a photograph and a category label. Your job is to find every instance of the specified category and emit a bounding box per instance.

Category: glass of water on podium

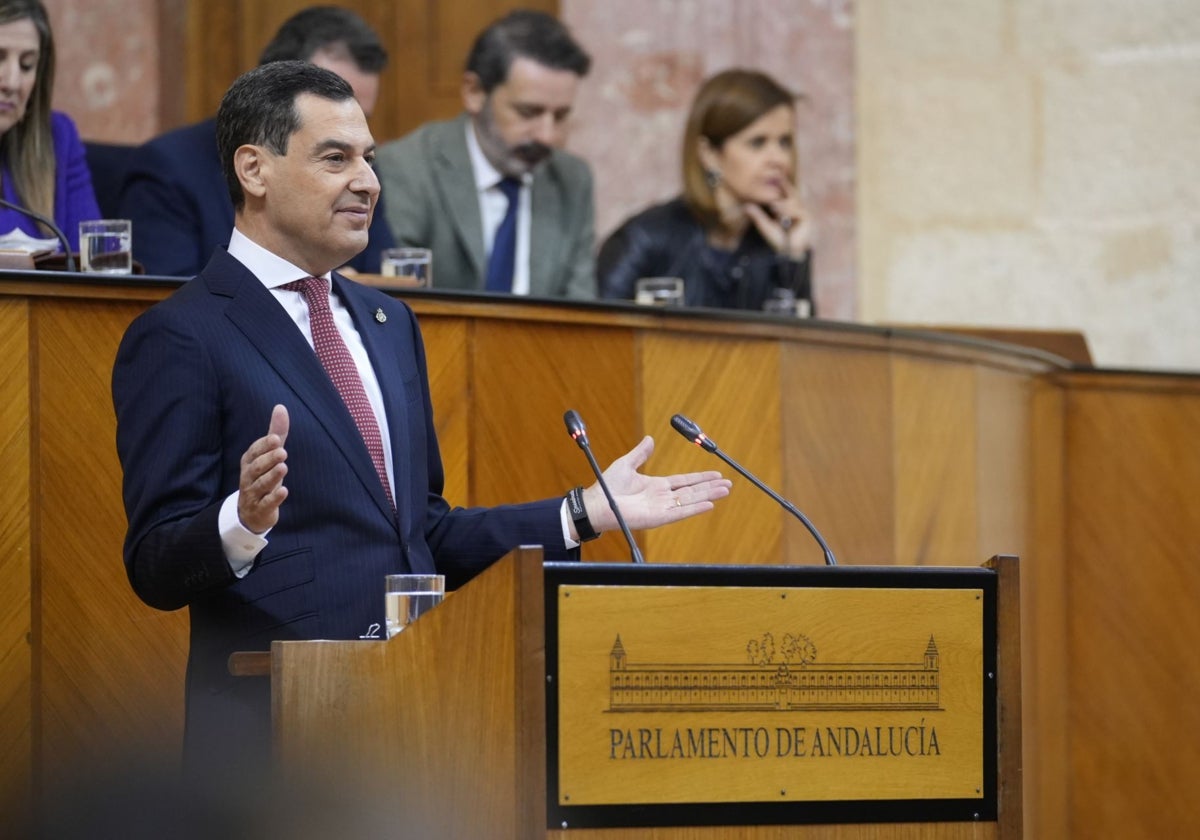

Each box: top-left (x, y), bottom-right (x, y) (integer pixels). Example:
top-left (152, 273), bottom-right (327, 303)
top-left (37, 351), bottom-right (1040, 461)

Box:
top-left (384, 574), bottom-right (445, 638)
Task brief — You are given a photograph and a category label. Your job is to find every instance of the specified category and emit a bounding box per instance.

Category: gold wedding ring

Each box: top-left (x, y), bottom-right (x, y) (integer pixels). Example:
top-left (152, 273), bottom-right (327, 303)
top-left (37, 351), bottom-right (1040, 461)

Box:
top-left (674, 496), bottom-right (683, 507)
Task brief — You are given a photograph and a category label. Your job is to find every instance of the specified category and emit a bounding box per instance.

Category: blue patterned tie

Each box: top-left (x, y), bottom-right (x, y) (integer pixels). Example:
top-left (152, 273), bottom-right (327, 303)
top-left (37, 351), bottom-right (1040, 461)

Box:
top-left (484, 176), bottom-right (521, 292)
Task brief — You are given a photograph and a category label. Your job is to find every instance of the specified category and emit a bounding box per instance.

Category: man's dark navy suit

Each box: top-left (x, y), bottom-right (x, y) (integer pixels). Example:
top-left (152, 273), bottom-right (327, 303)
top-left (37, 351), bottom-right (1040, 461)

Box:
top-left (112, 249), bottom-right (564, 767)
top-left (117, 119), bottom-right (394, 277)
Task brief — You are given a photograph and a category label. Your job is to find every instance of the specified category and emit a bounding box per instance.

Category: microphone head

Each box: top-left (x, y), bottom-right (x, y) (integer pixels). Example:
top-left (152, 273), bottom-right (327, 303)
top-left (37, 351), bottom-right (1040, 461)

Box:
top-left (670, 413), bottom-right (699, 439)
top-left (670, 413), bottom-right (717, 452)
top-left (563, 409), bottom-right (589, 447)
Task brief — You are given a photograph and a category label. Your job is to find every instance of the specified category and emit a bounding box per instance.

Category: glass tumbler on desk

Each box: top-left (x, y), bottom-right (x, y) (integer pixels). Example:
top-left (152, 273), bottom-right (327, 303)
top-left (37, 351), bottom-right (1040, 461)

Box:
top-left (634, 277), bottom-right (684, 307)
top-left (79, 219), bottom-right (132, 274)
top-left (380, 247), bottom-right (432, 287)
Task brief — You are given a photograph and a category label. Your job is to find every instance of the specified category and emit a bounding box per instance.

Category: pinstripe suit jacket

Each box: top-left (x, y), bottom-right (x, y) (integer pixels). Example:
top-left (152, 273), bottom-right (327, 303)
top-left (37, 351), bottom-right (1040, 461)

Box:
top-left (112, 247), bottom-right (565, 765)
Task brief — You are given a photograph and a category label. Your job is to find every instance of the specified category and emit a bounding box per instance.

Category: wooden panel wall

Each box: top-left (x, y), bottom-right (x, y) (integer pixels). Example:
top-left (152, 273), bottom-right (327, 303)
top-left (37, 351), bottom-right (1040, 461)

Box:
top-left (781, 345), bottom-right (894, 566)
top-left (1025, 380), bottom-right (1069, 840)
top-left (34, 300), bottom-right (190, 793)
top-left (5, 277), bottom-right (1200, 837)
top-left (1061, 372), bottom-right (1200, 837)
top-left (640, 332), bottom-right (783, 565)
top-left (974, 368), bottom-right (1032, 565)
top-left (892, 356), bottom-right (979, 565)
top-left (181, 0), bottom-right (556, 141)
top-left (416, 318), bottom-right (471, 505)
top-left (470, 317), bottom-right (638, 562)
top-left (0, 299), bottom-right (32, 826)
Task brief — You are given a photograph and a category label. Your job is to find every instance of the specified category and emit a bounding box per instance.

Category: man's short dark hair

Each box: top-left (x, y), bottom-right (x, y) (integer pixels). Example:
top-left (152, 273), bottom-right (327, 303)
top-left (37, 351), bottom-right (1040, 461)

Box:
top-left (259, 5), bottom-right (388, 73)
top-left (217, 61), bottom-right (356, 209)
top-left (465, 9), bottom-right (590, 93)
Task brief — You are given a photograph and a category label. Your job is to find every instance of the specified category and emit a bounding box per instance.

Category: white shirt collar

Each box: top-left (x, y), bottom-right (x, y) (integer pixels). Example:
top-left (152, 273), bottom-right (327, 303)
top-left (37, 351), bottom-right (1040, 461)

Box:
top-left (228, 227), bottom-right (332, 290)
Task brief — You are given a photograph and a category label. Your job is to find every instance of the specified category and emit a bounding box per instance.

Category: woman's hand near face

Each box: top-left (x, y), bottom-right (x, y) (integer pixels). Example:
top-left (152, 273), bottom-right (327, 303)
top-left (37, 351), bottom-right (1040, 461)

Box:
top-left (744, 178), bottom-right (813, 260)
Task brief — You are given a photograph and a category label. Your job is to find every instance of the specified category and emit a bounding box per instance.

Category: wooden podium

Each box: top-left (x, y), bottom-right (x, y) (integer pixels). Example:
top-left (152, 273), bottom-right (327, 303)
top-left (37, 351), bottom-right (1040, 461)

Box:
top-left (261, 552), bottom-right (1021, 839)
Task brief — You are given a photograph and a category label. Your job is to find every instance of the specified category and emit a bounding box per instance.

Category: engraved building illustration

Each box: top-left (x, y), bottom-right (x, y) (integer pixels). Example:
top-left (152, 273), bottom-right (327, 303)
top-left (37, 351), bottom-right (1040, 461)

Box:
top-left (609, 634), bottom-right (941, 712)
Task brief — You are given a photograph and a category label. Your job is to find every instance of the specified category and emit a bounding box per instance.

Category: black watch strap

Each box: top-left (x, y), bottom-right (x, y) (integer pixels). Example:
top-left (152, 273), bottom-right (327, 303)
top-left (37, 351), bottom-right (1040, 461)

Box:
top-left (566, 486), bottom-right (599, 542)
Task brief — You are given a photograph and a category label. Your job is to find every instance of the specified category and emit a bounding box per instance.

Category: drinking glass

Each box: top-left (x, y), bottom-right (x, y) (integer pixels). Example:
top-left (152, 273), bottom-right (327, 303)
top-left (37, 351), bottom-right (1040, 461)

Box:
top-left (762, 287), bottom-right (798, 315)
top-left (79, 219), bottom-right (132, 274)
top-left (380, 247), bottom-right (432, 287)
top-left (634, 277), bottom-right (684, 307)
top-left (384, 574), bottom-right (445, 638)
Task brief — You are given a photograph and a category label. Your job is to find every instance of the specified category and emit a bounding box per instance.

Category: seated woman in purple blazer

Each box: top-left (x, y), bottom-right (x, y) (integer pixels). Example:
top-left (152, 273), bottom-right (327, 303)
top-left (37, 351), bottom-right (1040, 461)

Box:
top-left (0, 0), bottom-right (100, 252)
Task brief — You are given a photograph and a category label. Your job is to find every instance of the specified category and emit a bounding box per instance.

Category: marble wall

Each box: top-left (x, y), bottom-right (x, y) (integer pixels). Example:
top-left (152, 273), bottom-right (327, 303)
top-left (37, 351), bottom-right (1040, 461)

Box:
top-left (45, 0), bottom-right (160, 142)
top-left (857, 0), bottom-right (1200, 370)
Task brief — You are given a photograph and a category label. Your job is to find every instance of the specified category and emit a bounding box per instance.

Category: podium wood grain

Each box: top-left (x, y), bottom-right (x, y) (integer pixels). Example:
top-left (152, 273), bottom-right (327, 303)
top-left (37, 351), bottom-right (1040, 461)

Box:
top-left (274, 551), bottom-right (1019, 840)
top-left (273, 549), bottom-right (546, 838)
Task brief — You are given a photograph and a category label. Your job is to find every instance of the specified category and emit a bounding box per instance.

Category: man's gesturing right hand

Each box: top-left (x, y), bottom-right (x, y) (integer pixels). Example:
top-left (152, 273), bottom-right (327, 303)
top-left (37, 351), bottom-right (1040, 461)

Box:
top-left (238, 404), bottom-right (290, 534)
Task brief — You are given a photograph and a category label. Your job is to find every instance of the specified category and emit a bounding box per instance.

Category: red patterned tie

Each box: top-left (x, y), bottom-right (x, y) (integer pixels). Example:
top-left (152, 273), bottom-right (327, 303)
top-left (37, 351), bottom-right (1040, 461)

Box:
top-left (282, 277), bottom-right (394, 509)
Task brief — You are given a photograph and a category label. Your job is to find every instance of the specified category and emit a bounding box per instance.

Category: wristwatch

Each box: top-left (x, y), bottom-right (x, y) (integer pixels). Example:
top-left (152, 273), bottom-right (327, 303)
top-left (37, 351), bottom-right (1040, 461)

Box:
top-left (566, 486), bottom-right (599, 542)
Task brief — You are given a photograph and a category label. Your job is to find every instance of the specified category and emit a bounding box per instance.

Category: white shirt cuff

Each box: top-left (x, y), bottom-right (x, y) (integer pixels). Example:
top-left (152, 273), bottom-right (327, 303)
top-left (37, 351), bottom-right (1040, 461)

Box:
top-left (219, 492), bottom-right (270, 578)
top-left (560, 498), bottom-right (579, 549)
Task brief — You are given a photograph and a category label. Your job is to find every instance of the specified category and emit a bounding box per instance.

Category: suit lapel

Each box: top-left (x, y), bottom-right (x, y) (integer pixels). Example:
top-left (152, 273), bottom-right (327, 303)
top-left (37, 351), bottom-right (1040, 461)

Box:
top-left (432, 117), bottom-right (486, 283)
top-left (528, 163), bottom-right (562, 296)
top-left (208, 252), bottom-right (398, 529)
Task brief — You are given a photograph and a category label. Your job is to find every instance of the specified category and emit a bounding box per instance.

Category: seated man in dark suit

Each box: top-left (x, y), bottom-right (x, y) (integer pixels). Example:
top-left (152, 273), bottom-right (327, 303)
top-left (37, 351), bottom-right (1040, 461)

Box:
top-left (111, 61), bottom-right (730, 772)
top-left (375, 10), bottom-right (595, 298)
top-left (117, 6), bottom-right (394, 276)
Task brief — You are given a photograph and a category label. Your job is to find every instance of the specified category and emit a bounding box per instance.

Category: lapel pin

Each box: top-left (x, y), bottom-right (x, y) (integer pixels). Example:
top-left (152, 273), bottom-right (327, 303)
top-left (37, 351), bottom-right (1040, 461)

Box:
top-left (375, 308), bottom-right (387, 324)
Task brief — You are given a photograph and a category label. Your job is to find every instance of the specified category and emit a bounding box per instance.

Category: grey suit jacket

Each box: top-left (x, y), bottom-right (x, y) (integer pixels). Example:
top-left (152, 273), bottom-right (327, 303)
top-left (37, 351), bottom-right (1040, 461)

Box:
top-left (375, 114), bottom-right (596, 299)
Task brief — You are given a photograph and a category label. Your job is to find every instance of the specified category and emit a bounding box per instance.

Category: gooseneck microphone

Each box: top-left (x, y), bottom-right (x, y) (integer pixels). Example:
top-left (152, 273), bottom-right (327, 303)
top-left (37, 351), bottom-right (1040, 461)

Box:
top-left (670, 413), bottom-right (837, 566)
top-left (563, 410), bottom-right (644, 564)
top-left (0, 197), bottom-right (76, 272)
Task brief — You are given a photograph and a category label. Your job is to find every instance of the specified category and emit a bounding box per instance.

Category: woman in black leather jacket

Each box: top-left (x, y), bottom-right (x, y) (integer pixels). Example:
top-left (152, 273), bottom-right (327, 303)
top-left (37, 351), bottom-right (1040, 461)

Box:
top-left (597, 69), bottom-right (814, 313)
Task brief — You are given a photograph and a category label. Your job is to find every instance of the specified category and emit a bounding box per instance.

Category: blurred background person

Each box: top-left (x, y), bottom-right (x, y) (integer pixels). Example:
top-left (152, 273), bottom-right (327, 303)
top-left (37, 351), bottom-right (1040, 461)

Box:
top-left (375, 9), bottom-right (595, 298)
top-left (597, 68), bottom-right (814, 313)
top-left (0, 0), bottom-right (98, 252)
top-left (116, 5), bottom-right (394, 277)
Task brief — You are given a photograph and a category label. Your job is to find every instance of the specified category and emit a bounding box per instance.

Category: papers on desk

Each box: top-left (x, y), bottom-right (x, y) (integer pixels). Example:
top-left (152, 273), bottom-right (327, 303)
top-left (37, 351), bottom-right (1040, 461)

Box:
top-left (0, 227), bottom-right (60, 253)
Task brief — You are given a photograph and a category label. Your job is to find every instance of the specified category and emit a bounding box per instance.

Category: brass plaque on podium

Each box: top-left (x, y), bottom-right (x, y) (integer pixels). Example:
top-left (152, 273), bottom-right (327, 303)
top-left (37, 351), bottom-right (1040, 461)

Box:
top-left (544, 565), bottom-right (998, 829)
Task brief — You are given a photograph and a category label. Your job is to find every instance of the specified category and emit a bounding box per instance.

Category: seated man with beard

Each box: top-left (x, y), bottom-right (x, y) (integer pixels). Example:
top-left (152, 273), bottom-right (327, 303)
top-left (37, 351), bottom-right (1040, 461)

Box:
top-left (375, 10), bottom-right (595, 298)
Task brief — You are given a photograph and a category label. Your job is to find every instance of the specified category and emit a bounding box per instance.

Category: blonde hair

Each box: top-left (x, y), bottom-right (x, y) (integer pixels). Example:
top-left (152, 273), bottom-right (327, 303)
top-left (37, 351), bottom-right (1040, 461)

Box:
top-left (681, 69), bottom-right (797, 229)
top-left (0, 0), bottom-right (57, 226)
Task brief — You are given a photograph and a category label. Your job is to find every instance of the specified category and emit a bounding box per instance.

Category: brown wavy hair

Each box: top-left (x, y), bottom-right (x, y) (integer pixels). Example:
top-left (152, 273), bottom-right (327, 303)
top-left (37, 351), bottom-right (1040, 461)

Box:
top-left (0, 0), bottom-right (56, 227)
top-left (681, 69), bottom-right (797, 229)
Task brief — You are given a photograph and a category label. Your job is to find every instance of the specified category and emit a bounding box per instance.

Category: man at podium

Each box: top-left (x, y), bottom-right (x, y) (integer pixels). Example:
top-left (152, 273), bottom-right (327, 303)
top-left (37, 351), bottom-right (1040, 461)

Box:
top-left (111, 61), bottom-right (730, 773)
